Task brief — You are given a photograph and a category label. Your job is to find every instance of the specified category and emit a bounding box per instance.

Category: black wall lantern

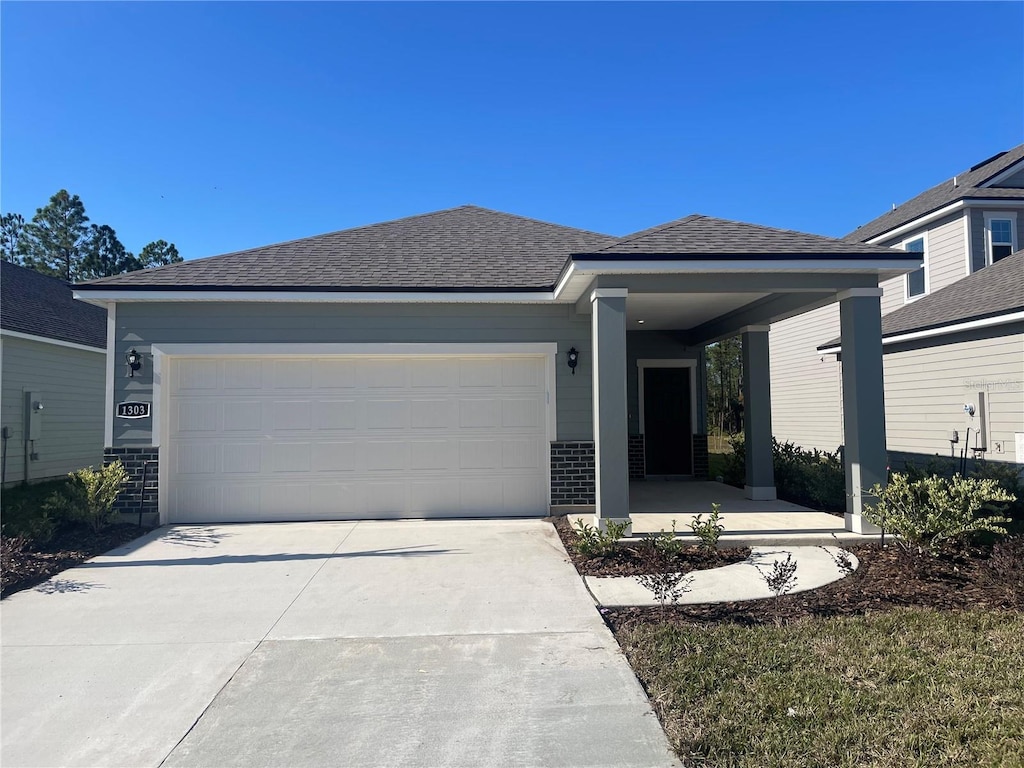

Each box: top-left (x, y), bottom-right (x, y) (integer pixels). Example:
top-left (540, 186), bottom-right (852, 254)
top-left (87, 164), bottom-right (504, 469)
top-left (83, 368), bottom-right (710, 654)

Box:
top-left (566, 346), bottom-right (579, 375)
top-left (125, 348), bottom-right (143, 378)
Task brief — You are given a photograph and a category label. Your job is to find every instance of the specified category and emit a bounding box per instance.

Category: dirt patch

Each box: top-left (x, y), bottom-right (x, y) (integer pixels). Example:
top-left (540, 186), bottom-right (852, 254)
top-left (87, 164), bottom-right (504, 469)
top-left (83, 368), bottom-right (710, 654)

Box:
top-left (552, 514), bottom-right (751, 577)
top-left (603, 535), bottom-right (1024, 632)
top-left (1, 524), bottom-right (152, 598)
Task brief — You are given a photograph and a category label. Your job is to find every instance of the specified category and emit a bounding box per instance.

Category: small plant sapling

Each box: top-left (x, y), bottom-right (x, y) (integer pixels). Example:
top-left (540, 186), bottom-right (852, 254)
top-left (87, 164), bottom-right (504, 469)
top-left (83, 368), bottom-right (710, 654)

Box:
top-left (819, 534), bottom-right (856, 577)
top-left (690, 503), bottom-right (725, 552)
top-left (637, 570), bottom-right (694, 610)
top-left (571, 518), bottom-right (630, 558)
top-left (756, 553), bottom-right (798, 599)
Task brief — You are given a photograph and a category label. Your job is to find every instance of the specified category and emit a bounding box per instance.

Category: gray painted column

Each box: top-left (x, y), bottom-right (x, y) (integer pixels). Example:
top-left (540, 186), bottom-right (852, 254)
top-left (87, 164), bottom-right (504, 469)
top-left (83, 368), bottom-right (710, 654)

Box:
top-left (839, 288), bottom-right (886, 534)
top-left (591, 288), bottom-right (631, 532)
top-left (741, 327), bottom-right (776, 500)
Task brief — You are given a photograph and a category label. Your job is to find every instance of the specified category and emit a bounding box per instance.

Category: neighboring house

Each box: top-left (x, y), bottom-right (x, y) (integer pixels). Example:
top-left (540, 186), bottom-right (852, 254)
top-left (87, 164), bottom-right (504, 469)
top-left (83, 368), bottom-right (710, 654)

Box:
top-left (74, 206), bottom-right (919, 533)
top-left (1, 261), bottom-right (107, 485)
top-left (771, 145), bottom-right (1024, 467)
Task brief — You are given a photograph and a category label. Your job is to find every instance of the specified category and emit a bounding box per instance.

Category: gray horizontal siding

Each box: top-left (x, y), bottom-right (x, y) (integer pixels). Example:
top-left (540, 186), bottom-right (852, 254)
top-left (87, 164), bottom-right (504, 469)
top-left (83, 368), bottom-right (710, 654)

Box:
top-left (112, 302), bottom-right (595, 447)
top-left (1, 336), bottom-right (106, 483)
top-left (881, 325), bottom-right (1024, 463)
top-left (878, 212), bottom-right (966, 316)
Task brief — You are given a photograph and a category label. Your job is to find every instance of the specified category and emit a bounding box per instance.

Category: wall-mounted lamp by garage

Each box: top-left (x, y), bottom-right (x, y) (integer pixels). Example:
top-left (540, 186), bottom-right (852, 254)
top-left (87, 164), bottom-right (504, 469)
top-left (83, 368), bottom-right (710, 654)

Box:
top-left (566, 347), bottom-right (579, 376)
top-left (125, 348), bottom-right (143, 378)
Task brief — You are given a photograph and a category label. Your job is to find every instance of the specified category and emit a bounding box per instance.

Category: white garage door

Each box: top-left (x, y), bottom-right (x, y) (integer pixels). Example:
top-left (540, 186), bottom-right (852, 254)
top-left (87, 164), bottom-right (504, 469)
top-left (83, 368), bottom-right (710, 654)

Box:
top-left (165, 355), bottom-right (550, 523)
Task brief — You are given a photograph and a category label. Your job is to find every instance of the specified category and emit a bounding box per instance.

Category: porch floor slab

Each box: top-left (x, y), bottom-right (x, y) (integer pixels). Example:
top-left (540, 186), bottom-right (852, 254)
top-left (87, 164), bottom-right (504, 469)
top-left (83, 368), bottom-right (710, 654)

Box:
top-left (568, 480), bottom-right (883, 547)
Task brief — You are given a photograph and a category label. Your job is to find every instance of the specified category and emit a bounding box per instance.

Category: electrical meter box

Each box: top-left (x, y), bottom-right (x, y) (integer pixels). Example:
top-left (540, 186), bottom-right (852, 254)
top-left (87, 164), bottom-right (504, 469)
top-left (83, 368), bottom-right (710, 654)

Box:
top-left (24, 391), bottom-right (43, 441)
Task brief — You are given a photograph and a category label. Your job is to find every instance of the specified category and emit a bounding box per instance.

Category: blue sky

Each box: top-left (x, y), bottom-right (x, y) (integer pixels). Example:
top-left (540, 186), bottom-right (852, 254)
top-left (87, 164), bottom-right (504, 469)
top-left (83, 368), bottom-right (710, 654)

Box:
top-left (2, 2), bottom-right (1022, 260)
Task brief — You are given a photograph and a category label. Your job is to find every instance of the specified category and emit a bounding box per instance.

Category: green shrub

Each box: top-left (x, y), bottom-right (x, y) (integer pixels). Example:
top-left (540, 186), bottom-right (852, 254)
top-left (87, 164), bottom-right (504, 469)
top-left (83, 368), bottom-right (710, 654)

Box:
top-left (864, 472), bottom-right (1014, 555)
top-left (45, 461), bottom-right (130, 533)
top-left (970, 460), bottom-right (1024, 524)
top-left (719, 436), bottom-right (846, 511)
top-left (690, 503), bottom-right (724, 551)
top-left (571, 518), bottom-right (630, 558)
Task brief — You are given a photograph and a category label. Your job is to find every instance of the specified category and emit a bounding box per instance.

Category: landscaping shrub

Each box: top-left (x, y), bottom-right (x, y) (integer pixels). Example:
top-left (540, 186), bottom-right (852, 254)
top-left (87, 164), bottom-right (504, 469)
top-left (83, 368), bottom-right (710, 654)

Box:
top-left (0, 479), bottom-right (68, 546)
top-left (720, 435), bottom-right (846, 512)
top-left (689, 503), bottom-right (724, 552)
top-left (44, 461), bottom-right (130, 533)
top-left (971, 460), bottom-right (1024, 525)
top-left (571, 518), bottom-right (631, 558)
top-left (864, 472), bottom-right (1014, 555)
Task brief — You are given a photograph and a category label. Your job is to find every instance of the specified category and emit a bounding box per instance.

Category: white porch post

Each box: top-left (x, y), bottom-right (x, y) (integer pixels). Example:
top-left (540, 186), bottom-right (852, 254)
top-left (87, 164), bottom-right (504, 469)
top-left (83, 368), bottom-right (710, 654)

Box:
top-left (839, 288), bottom-right (886, 533)
top-left (741, 326), bottom-right (776, 500)
top-left (591, 288), bottom-right (631, 533)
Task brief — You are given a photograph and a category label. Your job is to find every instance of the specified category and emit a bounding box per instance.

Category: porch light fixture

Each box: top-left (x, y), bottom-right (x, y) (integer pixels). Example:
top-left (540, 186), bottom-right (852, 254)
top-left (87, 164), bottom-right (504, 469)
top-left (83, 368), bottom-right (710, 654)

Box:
top-left (566, 347), bottom-right (579, 375)
top-left (125, 348), bottom-right (143, 378)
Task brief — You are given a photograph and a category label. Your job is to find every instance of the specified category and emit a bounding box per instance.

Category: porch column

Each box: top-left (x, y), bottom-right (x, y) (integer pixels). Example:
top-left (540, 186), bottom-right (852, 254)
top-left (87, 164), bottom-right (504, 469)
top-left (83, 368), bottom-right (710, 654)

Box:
top-left (839, 288), bottom-right (886, 534)
top-left (741, 326), bottom-right (776, 500)
top-left (591, 288), bottom-right (630, 532)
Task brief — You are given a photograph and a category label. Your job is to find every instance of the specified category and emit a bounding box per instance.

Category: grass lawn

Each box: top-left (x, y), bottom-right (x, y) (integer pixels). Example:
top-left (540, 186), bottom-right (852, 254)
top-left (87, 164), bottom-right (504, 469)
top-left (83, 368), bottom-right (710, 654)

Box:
top-left (619, 608), bottom-right (1024, 768)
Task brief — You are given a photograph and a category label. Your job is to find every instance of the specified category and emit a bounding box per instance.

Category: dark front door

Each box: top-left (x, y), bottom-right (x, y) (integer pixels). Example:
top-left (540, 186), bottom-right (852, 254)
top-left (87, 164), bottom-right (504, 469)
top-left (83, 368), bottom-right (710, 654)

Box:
top-left (642, 367), bottom-right (693, 475)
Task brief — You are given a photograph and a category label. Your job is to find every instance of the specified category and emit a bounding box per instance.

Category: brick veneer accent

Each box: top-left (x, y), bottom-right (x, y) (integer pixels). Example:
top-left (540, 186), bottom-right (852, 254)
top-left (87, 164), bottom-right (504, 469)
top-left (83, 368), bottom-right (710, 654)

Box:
top-left (105, 447), bottom-right (158, 518)
top-left (628, 434), bottom-right (645, 480)
top-left (692, 434), bottom-right (710, 479)
top-left (550, 441), bottom-right (595, 505)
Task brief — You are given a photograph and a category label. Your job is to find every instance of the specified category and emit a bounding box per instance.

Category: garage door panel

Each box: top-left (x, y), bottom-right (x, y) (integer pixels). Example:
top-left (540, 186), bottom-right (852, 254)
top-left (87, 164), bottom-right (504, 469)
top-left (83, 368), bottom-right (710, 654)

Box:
top-left (365, 400), bottom-right (410, 430)
top-left (166, 354), bottom-right (549, 523)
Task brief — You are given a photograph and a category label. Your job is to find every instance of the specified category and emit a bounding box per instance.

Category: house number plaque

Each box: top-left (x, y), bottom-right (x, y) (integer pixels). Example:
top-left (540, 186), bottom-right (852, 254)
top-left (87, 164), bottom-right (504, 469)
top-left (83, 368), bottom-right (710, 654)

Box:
top-left (117, 402), bottom-right (151, 419)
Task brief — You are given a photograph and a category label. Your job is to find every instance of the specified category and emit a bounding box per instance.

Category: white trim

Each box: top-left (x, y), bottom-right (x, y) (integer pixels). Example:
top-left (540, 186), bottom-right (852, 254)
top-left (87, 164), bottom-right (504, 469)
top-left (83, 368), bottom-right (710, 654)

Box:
top-left (0, 328), bottom-right (105, 354)
top-left (983, 210), bottom-right (1018, 267)
top-left (745, 485), bottom-right (778, 501)
top-left (836, 287), bottom-right (884, 300)
top-left (864, 198), bottom-right (1024, 244)
top-left (104, 304), bottom-right (116, 446)
top-left (980, 158), bottom-right (1024, 188)
top-left (590, 287), bottom-right (628, 301)
top-left (963, 212), bottom-right (974, 276)
top-left (150, 342), bottom-right (559, 523)
top-left (73, 289), bottom-right (555, 305)
top-left (553, 262), bottom-right (578, 299)
top-left (900, 232), bottom-right (929, 303)
top-left (636, 359), bottom-right (699, 448)
top-left (818, 310), bottom-right (1024, 354)
top-left (568, 258), bottom-right (915, 274)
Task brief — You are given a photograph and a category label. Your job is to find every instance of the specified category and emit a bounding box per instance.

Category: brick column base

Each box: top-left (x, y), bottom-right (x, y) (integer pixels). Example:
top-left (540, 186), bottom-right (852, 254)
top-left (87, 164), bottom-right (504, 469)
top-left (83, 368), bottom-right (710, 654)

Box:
top-left (692, 434), bottom-right (710, 479)
top-left (104, 447), bottom-right (158, 520)
top-left (550, 441), bottom-right (596, 505)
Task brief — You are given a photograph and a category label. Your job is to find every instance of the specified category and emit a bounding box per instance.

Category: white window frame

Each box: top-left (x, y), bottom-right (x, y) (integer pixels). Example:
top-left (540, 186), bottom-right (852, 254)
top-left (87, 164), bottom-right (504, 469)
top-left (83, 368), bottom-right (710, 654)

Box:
top-left (983, 211), bottom-right (1018, 266)
top-left (901, 232), bottom-right (929, 303)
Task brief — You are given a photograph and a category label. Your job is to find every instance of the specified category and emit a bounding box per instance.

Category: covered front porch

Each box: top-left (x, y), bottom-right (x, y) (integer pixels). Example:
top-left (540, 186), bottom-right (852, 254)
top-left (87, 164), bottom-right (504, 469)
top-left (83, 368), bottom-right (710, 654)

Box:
top-left (555, 215), bottom-right (921, 535)
top-left (568, 480), bottom-right (874, 546)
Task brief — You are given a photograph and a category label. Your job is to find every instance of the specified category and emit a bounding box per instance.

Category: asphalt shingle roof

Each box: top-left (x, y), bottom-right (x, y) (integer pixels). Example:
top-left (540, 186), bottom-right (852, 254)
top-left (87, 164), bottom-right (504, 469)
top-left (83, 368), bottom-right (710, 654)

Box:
top-left (845, 144), bottom-right (1024, 243)
top-left (818, 250), bottom-right (1024, 349)
top-left (1, 261), bottom-right (107, 348)
top-left (576, 214), bottom-right (910, 258)
top-left (77, 206), bottom-right (617, 291)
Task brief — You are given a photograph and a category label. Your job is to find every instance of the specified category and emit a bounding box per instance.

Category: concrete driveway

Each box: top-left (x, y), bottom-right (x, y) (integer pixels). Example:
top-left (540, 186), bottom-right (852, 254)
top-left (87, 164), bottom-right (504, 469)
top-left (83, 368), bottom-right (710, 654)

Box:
top-left (1, 519), bottom-right (678, 768)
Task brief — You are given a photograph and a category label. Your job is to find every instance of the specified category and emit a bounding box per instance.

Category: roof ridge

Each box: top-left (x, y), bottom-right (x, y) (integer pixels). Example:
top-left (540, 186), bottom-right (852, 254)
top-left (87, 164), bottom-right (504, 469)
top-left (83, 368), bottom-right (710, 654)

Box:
top-left (594, 214), bottom-right (704, 251)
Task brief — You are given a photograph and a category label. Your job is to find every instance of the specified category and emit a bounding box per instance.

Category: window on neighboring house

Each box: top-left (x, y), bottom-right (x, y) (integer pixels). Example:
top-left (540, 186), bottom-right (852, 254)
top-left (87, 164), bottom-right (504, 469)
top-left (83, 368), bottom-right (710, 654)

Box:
top-left (904, 236), bottom-right (926, 299)
top-left (987, 217), bottom-right (1014, 263)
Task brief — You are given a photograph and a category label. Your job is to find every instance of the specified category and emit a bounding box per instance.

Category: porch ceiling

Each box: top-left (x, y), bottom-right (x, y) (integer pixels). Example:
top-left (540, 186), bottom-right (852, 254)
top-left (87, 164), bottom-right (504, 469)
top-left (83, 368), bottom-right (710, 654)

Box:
top-left (626, 292), bottom-right (769, 331)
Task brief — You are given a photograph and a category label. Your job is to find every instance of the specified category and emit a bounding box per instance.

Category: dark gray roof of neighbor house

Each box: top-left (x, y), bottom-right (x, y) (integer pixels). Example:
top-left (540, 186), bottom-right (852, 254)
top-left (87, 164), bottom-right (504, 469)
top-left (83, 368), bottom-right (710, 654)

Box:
top-left (819, 249), bottom-right (1024, 349)
top-left (76, 206), bottom-right (618, 291)
top-left (1, 261), bottom-right (107, 348)
top-left (574, 214), bottom-right (912, 259)
top-left (845, 144), bottom-right (1024, 243)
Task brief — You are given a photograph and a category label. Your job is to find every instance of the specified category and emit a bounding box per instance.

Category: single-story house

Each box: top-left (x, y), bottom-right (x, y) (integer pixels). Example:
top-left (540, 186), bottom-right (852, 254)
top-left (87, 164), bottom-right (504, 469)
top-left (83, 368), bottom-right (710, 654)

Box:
top-left (73, 206), bottom-right (919, 533)
top-left (1, 260), bottom-right (107, 485)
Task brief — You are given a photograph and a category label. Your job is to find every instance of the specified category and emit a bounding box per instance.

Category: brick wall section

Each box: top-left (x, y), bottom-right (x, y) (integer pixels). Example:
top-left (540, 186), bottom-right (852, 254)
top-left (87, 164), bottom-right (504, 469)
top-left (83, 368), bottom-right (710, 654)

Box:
top-left (628, 434), bottom-right (645, 479)
top-left (104, 447), bottom-right (158, 517)
top-left (692, 434), bottom-right (710, 479)
top-left (550, 441), bottom-right (595, 505)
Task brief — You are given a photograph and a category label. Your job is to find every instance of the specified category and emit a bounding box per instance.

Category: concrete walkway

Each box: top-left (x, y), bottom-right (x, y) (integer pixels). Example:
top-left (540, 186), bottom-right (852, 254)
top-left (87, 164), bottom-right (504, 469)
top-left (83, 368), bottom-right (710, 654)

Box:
top-left (1, 520), bottom-right (679, 768)
top-left (585, 545), bottom-right (858, 607)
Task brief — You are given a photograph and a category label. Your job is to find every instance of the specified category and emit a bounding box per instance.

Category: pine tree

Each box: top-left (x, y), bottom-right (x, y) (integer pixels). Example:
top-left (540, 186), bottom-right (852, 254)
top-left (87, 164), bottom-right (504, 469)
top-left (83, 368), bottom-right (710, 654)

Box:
top-left (19, 190), bottom-right (91, 281)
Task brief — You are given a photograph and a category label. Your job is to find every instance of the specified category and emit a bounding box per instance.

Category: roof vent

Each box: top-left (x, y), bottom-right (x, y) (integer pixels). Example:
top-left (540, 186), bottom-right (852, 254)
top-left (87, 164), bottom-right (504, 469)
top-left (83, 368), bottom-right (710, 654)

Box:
top-left (891, 203), bottom-right (896, 212)
top-left (953, 175), bottom-right (958, 188)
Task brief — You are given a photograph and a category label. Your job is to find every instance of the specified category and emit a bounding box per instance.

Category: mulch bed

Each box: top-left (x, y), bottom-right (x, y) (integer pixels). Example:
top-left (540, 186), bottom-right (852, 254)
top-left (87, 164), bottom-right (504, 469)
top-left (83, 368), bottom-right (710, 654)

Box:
top-left (602, 536), bottom-right (1024, 632)
top-left (1, 524), bottom-right (152, 598)
top-left (552, 514), bottom-right (751, 577)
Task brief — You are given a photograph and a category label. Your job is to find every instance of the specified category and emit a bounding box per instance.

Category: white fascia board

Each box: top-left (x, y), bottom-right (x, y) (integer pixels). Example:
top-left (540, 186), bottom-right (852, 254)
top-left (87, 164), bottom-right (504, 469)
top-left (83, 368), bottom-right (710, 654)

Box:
top-left (818, 310), bottom-right (1024, 354)
top-left (980, 159), bottom-right (1024, 187)
top-left (0, 329), bottom-right (105, 354)
top-left (73, 289), bottom-right (557, 304)
top-left (866, 199), bottom-right (1024, 245)
top-left (568, 258), bottom-right (917, 274)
